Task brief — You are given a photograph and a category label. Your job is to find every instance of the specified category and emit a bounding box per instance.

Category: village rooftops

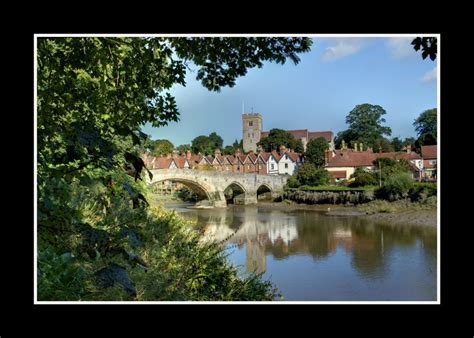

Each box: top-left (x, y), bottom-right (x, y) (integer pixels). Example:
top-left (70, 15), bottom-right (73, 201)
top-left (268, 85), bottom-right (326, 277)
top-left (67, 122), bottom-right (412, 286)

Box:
top-left (421, 145), bottom-right (437, 159)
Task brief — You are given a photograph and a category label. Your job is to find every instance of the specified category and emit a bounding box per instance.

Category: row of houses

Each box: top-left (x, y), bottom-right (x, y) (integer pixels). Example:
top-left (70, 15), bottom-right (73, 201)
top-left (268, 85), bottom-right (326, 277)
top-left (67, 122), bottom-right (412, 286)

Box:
top-left (325, 145), bottom-right (437, 182)
top-left (142, 145), bottom-right (303, 175)
top-left (142, 144), bottom-right (438, 182)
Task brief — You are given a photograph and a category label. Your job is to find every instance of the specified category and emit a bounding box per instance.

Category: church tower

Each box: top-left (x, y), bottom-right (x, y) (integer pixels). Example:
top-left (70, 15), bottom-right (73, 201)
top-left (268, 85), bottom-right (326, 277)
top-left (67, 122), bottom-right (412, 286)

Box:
top-left (242, 113), bottom-right (262, 153)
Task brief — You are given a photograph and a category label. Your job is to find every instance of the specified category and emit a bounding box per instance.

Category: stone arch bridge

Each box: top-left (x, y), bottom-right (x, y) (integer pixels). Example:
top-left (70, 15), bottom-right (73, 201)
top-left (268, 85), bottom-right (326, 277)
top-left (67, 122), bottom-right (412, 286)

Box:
top-left (147, 169), bottom-right (288, 207)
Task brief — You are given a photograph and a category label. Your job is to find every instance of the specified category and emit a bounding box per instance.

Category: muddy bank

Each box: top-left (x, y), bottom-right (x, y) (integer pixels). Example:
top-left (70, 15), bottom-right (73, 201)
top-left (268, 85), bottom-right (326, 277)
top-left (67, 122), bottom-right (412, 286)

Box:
top-left (257, 202), bottom-right (437, 228)
top-left (363, 210), bottom-right (437, 227)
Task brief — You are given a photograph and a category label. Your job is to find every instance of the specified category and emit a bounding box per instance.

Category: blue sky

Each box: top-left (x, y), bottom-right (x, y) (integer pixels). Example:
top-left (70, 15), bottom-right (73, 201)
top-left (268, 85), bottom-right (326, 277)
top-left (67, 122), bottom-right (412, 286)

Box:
top-left (141, 36), bottom-right (438, 147)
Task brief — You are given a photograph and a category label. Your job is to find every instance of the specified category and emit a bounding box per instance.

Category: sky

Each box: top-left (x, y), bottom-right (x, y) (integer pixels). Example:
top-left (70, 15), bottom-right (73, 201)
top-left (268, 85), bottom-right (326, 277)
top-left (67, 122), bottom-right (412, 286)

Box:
top-left (141, 36), bottom-right (438, 147)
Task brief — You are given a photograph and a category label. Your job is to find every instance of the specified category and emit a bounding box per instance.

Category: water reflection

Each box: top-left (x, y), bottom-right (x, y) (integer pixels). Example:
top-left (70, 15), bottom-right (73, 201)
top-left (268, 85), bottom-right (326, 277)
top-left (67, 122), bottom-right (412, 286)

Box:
top-left (171, 203), bottom-right (437, 301)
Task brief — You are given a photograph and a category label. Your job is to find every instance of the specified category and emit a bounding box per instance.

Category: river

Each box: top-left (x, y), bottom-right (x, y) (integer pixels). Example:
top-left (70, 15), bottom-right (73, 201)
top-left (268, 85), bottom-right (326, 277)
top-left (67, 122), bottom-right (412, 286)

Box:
top-left (163, 201), bottom-right (437, 301)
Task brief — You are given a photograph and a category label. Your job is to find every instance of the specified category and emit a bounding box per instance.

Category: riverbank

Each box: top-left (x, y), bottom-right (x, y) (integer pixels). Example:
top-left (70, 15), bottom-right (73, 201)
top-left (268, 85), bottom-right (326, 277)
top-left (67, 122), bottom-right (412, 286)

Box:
top-left (257, 200), bottom-right (437, 228)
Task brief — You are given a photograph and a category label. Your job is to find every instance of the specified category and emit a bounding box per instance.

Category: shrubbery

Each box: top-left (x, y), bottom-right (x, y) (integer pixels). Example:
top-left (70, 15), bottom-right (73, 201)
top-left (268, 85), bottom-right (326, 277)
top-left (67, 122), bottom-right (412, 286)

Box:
top-left (350, 173), bottom-right (378, 187)
top-left (377, 172), bottom-right (414, 201)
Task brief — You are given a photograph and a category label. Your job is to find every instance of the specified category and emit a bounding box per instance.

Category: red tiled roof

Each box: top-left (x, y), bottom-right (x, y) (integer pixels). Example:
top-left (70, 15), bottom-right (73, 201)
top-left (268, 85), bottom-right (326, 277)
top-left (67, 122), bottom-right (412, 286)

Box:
top-left (286, 151), bottom-right (301, 162)
top-left (154, 157), bottom-right (174, 169)
top-left (270, 150), bottom-right (282, 161)
top-left (174, 157), bottom-right (189, 169)
top-left (326, 150), bottom-right (378, 167)
top-left (374, 152), bottom-right (422, 160)
top-left (328, 170), bottom-right (347, 178)
top-left (308, 131), bottom-right (333, 142)
top-left (247, 153), bottom-right (257, 163)
top-left (258, 152), bottom-right (271, 162)
top-left (421, 145), bottom-right (437, 159)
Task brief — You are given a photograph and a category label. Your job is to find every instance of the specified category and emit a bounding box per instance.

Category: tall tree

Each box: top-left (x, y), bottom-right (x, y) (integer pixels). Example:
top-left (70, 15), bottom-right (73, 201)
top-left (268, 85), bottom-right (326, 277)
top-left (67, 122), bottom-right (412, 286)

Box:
top-left (208, 132), bottom-right (223, 150)
top-left (305, 137), bottom-right (328, 167)
top-left (391, 137), bottom-right (403, 152)
top-left (414, 108), bottom-right (437, 145)
top-left (340, 103), bottom-right (392, 150)
top-left (150, 139), bottom-right (174, 157)
top-left (258, 128), bottom-right (301, 152)
top-left (191, 135), bottom-right (215, 155)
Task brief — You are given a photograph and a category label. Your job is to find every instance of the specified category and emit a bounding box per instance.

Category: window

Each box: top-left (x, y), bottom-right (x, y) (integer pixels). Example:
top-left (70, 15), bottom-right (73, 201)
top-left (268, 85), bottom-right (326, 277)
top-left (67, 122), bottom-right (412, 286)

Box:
top-left (259, 165), bottom-right (262, 169)
top-left (285, 163), bottom-right (288, 169)
top-left (247, 165), bottom-right (250, 169)
top-left (249, 121), bottom-right (253, 126)
top-left (430, 160), bottom-right (437, 165)
top-left (271, 164), bottom-right (274, 169)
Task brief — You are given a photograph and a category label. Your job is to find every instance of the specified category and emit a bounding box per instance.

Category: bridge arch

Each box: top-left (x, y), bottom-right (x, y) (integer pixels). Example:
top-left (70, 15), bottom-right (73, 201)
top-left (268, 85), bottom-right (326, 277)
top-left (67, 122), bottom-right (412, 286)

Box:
top-left (256, 183), bottom-right (273, 201)
top-left (224, 182), bottom-right (247, 204)
top-left (152, 178), bottom-right (212, 202)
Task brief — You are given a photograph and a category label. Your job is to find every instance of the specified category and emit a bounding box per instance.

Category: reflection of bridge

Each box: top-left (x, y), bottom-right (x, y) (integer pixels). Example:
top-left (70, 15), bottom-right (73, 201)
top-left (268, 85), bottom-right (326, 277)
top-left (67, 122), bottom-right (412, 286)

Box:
top-left (148, 169), bottom-right (288, 207)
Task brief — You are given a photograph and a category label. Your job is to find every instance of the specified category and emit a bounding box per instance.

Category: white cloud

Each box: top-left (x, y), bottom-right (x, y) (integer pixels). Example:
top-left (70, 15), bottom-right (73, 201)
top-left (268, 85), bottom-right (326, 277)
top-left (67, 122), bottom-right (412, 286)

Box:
top-left (386, 37), bottom-right (417, 59)
top-left (421, 66), bottom-right (437, 83)
top-left (320, 38), bottom-right (369, 62)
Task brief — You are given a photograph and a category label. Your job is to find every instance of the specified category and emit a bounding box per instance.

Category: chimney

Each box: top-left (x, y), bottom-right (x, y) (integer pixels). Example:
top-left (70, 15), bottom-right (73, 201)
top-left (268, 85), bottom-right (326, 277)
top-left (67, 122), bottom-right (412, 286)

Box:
top-left (172, 150), bottom-right (178, 159)
top-left (406, 145), bottom-right (411, 154)
top-left (236, 148), bottom-right (241, 156)
top-left (166, 153), bottom-right (171, 159)
top-left (186, 150), bottom-right (192, 160)
top-left (279, 145), bottom-right (287, 155)
top-left (257, 144), bottom-right (263, 153)
top-left (341, 139), bottom-right (346, 150)
top-left (354, 143), bottom-right (358, 152)
top-left (359, 142), bottom-right (363, 151)
top-left (214, 148), bottom-right (221, 156)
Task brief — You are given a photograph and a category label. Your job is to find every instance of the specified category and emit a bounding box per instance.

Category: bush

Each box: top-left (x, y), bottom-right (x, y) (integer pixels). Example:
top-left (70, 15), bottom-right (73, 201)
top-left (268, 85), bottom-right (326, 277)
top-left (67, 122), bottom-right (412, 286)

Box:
top-left (378, 172), bottom-right (414, 201)
top-left (296, 163), bottom-right (331, 186)
top-left (286, 176), bottom-right (301, 189)
top-left (349, 173), bottom-right (377, 187)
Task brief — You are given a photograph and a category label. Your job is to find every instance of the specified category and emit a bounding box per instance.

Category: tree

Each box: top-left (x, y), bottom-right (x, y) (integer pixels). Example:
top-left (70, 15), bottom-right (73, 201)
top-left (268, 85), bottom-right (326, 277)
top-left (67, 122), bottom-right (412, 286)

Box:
top-left (414, 108), bottom-right (437, 145)
top-left (373, 137), bottom-right (394, 153)
top-left (296, 163), bottom-right (331, 186)
top-left (208, 132), bottom-right (223, 150)
top-left (258, 128), bottom-right (301, 152)
top-left (176, 144), bottom-right (191, 155)
top-left (391, 137), bottom-right (403, 152)
top-left (37, 37), bottom-right (311, 300)
top-left (412, 37), bottom-right (437, 61)
top-left (343, 104), bottom-right (392, 149)
top-left (305, 137), bottom-right (328, 167)
top-left (150, 139), bottom-right (174, 157)
top-left (191, 135), bottom-right (215, 155)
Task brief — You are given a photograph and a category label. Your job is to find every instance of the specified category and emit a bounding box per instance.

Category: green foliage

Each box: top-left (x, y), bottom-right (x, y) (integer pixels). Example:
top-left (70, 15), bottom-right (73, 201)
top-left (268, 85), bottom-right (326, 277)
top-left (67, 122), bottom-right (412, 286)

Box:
top-left (412, 37), bottom-right (437, 61)
top-left (378, 172), bottom-right (414, 200)
top-left (373, 157), bottom-right (411, 183)
top-left (258, 128), bottom-right (302, 152)
top-left (150, 139), bottom-right (174, 157)
top-left (286, 176), bottom-right (301, 189)
top-left (337, 104), bottom-right (392, 150)
top-left (305, 137), bottom-right (328, 167)
top-left (391, 137), bottom-right (403, 152)
top-left (414, 108), bottom-right (437, 146)
top-left (208, 132), bottom-right (224, 150)
top-left (37, 248), bottom-right (90, 301)
top-left (191, 132), bottom-right (224, 155)
top-left (372, 137), bottom-right (394, 152)
top-left (176, 187), bottom-right (199, 202)
top-left (37, 37), bottom-right (311, 301)
top-left (176, 144), bottom-right (191, 155)
top-left (350, 173), bottom-right (378, 187)
top-left (295, 163), bottom-right (331, 186)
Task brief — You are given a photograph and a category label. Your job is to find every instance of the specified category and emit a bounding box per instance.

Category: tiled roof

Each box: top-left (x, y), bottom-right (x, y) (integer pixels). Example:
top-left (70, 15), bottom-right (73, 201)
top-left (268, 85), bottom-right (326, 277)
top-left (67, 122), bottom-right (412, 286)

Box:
top-left (154, 157), bottom-right (174, 169)
top-left (374, 152), bottom-right (422, 160)
top-left (326, 150), bottom-right (378, 167)
top-left (421, 145), bottom-right (437, 159)
top-left (286, 151), bottom-right (301, 162)
top-left (308, 131), bottom-right (333, 142)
